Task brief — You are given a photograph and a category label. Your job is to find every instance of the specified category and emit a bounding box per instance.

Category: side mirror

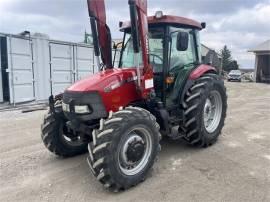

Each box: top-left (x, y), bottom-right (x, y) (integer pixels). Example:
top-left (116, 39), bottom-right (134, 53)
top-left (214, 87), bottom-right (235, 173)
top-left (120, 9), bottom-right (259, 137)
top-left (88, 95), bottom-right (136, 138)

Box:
top-left (176, 32), bottom-right (189, 51)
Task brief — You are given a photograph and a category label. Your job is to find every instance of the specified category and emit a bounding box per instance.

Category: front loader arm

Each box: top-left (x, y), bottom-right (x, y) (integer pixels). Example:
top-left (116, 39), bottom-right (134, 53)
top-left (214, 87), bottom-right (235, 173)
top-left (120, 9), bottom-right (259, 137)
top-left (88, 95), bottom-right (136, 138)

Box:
top-left (129, 0), bottom-right (154, 98)
top-left (87, 0), bottom-right (112, 68)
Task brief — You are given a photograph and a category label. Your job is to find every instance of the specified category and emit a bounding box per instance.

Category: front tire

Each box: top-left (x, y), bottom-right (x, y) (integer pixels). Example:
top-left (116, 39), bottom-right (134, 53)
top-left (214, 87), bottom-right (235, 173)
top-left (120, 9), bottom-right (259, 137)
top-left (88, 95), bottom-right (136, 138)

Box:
top-left (87, 106), bottom-right (161, 191)
top-left (41, 110), bottom-right (88, 157)
top-left (181, 74), bottom-right (227, 147)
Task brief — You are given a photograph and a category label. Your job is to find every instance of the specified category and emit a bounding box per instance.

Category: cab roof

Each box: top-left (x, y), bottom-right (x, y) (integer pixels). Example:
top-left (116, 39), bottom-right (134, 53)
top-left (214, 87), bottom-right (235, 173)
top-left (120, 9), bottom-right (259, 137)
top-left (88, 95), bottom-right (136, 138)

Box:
top-left (120, 15), bottom-right (203, 31)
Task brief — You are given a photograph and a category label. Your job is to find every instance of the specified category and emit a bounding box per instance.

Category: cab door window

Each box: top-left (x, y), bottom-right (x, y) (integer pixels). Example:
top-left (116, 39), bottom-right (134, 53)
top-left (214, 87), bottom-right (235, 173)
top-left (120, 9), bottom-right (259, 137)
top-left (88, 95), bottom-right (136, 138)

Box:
top-left (169, 27), bottom-right (197, 70)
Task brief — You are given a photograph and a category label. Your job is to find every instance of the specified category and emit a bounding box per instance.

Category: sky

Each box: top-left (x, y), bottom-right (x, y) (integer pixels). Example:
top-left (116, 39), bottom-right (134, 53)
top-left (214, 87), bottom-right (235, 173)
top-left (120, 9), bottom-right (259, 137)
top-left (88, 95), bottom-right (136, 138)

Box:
top-left (0, 0), bottom-right (269, 68)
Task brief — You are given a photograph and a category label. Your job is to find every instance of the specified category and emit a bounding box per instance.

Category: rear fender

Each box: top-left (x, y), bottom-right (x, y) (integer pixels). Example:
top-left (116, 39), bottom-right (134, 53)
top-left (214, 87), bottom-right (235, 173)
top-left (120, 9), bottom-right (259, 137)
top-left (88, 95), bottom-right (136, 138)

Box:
top-left (189, 64), bottom-right (216, 80)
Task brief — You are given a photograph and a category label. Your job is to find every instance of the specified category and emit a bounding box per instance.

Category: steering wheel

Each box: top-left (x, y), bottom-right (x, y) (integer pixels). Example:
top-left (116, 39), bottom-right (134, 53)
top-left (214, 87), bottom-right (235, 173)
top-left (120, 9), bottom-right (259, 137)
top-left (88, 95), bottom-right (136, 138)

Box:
top-left (149, 53), bottom-right (163, 65)
top-left (149, 53), bottom-right (163, 73)
top-left (169, 65), bottom-right (181, 74)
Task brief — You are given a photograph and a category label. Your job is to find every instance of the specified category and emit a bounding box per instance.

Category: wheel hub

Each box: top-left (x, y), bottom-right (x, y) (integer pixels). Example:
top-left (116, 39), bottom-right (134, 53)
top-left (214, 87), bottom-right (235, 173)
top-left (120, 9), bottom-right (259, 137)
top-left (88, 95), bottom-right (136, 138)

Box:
top-left (126, 140), bottom-right (145, 163)
top-left (204, 99), bottom-right (212, 120)
top-left (118, 127), bottom-right (152, 176)
top-left (203, 91), bottom-right (223, 133)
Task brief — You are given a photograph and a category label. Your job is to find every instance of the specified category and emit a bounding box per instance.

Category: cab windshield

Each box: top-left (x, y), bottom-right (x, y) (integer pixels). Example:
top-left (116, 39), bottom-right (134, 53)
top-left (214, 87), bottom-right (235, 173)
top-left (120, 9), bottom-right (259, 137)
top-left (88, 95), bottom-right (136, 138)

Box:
top-left (119, 26), bottom-right (200, 73)
top-left (119, 27), bottom-right (164, 71)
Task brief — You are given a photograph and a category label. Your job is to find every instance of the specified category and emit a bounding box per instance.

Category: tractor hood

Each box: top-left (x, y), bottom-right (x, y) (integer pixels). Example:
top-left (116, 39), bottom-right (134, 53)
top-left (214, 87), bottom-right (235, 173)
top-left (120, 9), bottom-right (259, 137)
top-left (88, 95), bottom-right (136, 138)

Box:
top-left (65, 68), bottom-right (140, 112)
top-left (67, 68), bottom-right (137, 93)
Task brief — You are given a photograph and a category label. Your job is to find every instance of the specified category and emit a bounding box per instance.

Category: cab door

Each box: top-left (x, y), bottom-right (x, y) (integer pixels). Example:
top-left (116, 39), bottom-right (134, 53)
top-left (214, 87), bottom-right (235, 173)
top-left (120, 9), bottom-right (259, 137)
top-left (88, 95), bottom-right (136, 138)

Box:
top-left (166, 27), bottom-right (198, 105)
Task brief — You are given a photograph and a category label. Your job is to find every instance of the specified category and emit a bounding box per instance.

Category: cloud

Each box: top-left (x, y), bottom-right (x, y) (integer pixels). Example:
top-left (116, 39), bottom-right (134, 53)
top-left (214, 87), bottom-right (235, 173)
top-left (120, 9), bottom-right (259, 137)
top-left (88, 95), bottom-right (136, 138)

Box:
top-left (107, 0), bottom-right (266, 14)
top-left (0, 0), bottom-right (269, 68)
top-left (213, 3), bottom-right (270, 35)
top-left (198, 2), bottom-right (270, 68)
top-left (0, 0), bottom-right (90, 41)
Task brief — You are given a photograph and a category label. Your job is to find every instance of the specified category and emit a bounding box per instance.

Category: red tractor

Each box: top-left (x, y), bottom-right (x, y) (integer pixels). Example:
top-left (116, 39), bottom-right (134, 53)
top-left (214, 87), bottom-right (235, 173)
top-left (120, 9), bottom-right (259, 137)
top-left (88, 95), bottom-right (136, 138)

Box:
top-left (41, 0), bottom-right (227, 191)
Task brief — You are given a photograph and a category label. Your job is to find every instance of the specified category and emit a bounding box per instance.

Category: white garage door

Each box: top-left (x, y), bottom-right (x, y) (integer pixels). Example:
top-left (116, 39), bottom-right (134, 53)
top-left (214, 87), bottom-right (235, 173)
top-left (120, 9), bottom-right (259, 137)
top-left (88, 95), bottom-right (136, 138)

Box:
top-left (49, 42), bottom-right (74, 95)
top-left (8, 37), bottom-right (35, 103)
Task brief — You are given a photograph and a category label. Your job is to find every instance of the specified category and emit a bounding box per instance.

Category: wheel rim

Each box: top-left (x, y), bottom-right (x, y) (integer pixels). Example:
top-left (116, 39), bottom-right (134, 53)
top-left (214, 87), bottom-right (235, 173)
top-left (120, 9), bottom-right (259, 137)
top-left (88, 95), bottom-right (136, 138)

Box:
top-left (59, 122), bottom-right (84, 146)
top-left (118, 127), bottom-right (152, 176)
top-left (203, 91), bottom-right (223, 133)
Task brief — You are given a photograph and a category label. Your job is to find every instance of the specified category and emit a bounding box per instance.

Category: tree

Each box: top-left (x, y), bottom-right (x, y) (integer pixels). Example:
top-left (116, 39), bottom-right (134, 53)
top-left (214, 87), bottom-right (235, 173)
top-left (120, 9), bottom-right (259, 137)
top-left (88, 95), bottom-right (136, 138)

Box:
top-left (220, 45), bottom-right (233, 72)
top-left (229, 60), bottom-right (239, 70)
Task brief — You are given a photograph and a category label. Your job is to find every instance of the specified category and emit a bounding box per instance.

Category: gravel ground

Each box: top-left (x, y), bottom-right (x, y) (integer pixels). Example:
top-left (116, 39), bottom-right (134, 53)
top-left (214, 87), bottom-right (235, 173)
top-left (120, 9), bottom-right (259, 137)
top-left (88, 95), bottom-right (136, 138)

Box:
top-left (0, 82), bottom-right (270, 202)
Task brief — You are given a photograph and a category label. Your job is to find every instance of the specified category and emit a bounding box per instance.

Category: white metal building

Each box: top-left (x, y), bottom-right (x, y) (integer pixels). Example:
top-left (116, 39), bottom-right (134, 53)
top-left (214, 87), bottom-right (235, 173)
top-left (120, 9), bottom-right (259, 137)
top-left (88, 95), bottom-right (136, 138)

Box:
top-left (201, 44), bottom-right (221, 63)
top-left (0, 33), bottom-right (99, 104)
top-left (248, 40), bottom-right (270, 83)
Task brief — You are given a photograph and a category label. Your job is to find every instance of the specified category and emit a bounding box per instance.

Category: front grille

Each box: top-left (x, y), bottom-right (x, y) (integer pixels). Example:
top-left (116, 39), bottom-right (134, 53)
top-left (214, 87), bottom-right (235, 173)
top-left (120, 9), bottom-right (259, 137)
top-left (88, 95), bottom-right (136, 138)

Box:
top-left (63, 91), bottom-right (107, 120)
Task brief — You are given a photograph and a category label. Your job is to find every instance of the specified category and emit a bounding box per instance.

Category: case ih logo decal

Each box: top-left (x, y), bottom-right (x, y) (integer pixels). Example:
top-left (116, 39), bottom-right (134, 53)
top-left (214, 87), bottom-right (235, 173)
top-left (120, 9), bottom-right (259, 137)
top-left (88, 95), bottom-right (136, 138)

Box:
top-left (104, 76), bottom-right (138, 92)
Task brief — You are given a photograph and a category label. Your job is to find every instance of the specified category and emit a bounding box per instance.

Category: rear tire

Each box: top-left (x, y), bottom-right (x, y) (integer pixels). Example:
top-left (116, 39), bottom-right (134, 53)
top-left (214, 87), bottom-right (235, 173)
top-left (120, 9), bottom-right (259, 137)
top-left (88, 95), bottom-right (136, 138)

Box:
top-left (181, 73), bottom-right (227, 147)
top-left (87, 106), bottom-right (161, 191)
top-left (41, 110), bottom-right (88, 157)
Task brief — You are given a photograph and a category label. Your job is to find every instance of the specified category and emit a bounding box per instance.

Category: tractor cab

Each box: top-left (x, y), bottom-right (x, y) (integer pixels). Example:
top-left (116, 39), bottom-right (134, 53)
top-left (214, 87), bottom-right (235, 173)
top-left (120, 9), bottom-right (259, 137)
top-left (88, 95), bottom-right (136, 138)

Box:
top-left (118, 13), bottom-right (203, 107)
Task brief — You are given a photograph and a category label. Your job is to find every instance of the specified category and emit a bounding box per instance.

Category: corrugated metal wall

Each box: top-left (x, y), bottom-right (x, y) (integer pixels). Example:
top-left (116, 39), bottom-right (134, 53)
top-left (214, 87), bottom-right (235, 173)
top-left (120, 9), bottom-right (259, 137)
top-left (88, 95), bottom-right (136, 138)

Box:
top-left (0, 33), bottom-right (116, 104)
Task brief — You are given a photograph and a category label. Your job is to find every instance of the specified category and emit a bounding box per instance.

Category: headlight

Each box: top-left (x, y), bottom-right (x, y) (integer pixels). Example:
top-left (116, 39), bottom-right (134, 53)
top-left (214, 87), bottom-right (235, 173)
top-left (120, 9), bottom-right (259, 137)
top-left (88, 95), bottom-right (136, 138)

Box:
top-left (74, 105), bottom-right (91, 114)
top-left (62, 103), bottom-right (91, 114)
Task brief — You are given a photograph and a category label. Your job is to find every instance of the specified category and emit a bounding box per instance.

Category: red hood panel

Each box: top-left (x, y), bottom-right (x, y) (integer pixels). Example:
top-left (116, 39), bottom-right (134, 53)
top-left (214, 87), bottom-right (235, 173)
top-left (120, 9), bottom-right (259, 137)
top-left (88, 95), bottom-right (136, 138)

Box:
top-left (66, 68), bottom-right (140, 112)
top-left (67, 68), bottom-right (136, 92)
